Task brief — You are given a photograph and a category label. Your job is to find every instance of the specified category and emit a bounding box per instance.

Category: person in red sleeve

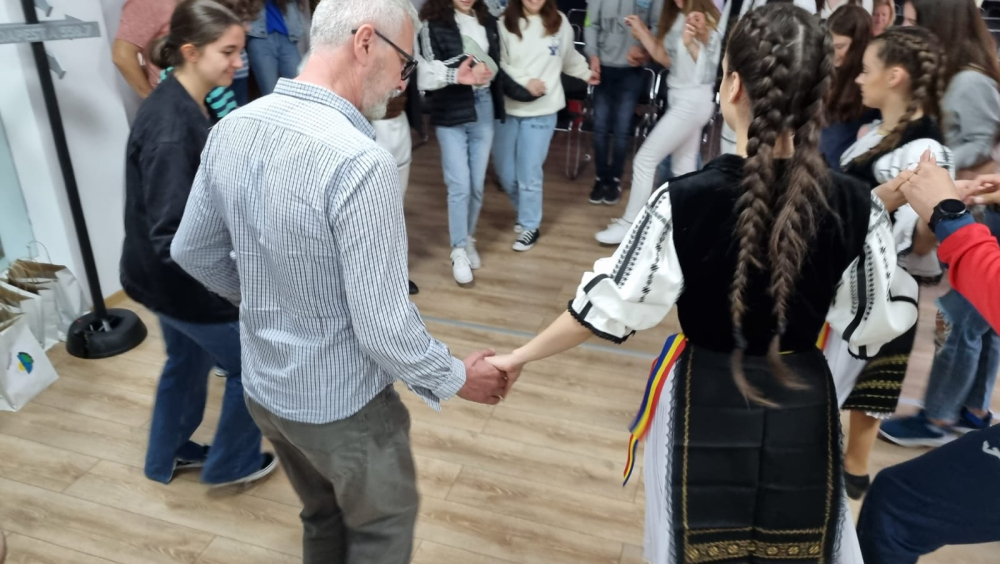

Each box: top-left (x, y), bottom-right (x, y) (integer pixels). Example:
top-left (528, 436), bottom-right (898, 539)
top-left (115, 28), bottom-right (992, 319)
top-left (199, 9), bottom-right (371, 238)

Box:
top-left (855, 153), bottom-right (1000, 564)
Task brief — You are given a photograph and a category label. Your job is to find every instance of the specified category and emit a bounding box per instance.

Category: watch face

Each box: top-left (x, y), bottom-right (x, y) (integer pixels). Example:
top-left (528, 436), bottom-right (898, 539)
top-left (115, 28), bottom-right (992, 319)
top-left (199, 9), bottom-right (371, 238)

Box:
top-left (939, 199), bottom-right (966, 214)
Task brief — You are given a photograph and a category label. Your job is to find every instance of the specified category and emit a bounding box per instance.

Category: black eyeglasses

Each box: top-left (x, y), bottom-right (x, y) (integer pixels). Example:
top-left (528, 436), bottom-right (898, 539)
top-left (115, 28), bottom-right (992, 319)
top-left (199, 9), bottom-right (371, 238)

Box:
top-left (351, 28), bottom-right (418, 81)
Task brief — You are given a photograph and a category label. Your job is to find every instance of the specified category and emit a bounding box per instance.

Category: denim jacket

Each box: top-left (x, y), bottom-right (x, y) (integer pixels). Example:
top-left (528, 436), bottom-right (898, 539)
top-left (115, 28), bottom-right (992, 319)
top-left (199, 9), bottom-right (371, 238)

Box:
top-left (248, 1), bottom-right (305, 41)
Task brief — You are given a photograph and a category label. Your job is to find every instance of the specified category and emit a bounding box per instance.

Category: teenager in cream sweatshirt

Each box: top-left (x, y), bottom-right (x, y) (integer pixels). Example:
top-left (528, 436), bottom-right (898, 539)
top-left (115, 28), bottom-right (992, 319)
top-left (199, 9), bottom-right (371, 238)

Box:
top-left (493, 0), bottom-right (598, 252)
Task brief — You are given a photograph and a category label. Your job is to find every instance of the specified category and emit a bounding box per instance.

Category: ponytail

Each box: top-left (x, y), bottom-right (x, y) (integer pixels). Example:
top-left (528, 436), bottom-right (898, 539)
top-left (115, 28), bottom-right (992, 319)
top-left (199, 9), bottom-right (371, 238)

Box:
top-left (150, 0), bottom-right (242, 69)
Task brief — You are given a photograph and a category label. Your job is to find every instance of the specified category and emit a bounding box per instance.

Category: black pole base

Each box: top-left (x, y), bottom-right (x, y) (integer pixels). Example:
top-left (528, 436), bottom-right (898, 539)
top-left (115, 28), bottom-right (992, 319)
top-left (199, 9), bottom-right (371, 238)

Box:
top-left (65, 309), bottom-right (147, 359)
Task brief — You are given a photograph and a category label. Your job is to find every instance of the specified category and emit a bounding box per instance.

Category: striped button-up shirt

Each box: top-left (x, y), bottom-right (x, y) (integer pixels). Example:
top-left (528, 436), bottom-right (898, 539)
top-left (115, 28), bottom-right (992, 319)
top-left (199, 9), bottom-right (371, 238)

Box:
top-left (171, 79), bottom-right (466, 424)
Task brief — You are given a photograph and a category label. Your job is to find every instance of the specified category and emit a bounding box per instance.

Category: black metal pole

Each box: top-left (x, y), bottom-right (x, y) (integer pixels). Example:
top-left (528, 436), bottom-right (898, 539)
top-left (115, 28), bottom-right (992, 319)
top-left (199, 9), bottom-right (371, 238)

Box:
top-left (19, 0), bottom-right (107, 318)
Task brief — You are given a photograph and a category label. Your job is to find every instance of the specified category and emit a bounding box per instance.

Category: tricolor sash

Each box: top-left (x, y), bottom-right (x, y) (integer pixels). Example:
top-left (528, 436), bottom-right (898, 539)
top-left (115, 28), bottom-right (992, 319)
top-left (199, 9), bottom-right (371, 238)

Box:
top-left (622, 333), bottom-right (687, 486)
top-left (816, 322), bottom-right (831, 351)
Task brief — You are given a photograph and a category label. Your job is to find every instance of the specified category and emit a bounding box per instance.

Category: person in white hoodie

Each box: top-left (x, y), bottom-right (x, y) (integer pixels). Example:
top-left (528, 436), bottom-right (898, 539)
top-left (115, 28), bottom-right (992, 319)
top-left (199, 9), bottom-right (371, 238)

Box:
top-left (494, 0), bottom-right (599, 251)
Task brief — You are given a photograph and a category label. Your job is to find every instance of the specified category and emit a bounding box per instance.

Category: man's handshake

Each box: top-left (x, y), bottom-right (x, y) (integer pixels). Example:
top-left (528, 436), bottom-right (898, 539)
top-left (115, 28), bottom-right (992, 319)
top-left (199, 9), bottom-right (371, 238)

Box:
top-left (457, 349), bottom-right (509, 405)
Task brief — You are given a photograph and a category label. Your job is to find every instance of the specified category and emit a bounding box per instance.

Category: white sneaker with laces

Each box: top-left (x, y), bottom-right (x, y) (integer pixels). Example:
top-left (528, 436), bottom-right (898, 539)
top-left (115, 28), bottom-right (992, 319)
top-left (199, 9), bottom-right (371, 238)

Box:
top-left (451, 248), bottom-right (474, 284)
top-left (595, 218), bottom-right (633, 245)
top-left (466, 237), bottom-right (482, 270)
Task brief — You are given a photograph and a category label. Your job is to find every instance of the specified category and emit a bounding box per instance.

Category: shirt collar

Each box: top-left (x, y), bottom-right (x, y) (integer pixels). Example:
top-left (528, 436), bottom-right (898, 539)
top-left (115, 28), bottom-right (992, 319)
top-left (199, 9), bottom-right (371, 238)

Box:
top-left (273, 78), bottom-right (376, 140)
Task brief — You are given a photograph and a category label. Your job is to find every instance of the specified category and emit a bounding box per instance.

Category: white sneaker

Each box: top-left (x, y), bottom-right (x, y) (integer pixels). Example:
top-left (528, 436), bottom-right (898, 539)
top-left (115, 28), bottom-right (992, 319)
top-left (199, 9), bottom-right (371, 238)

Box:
top-left (451, 248), bottom-right (474, 284)
top-left (466, 237), bottom-right (481, 270)
top-left (595, 218), bottom-right (633, 245)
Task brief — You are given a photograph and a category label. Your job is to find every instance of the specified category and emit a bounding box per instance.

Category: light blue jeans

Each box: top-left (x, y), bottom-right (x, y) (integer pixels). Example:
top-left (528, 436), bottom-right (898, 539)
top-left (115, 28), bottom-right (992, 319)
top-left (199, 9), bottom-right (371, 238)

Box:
top-left (491, 112), bottom-right (557, 231)
top-left (924, 289), bottom-right (1000, 421)
top-left (246, 32), bottom-right (301, 95)
top-left (437, 89), bottom-right (494, 248)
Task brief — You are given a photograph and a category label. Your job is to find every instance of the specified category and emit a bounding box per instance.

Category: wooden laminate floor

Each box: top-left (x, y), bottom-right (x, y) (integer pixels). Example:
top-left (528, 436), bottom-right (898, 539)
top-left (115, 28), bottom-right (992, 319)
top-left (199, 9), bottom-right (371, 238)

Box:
top-left (1, 134), bottom-right (998, 564)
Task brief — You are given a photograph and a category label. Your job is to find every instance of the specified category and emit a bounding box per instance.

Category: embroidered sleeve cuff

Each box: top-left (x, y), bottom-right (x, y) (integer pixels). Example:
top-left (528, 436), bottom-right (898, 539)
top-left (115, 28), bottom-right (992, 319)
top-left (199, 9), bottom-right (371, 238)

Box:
top-left (567, 299), bottom-right (633, 344)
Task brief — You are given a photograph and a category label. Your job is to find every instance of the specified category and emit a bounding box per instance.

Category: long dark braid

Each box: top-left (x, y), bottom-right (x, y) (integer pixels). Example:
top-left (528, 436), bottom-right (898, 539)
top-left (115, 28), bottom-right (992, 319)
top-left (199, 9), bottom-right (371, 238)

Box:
top-left (725, 3), bottom-right (834, 405)
top-left (852, 27), bottom-right (945, 165)
top-left (767, 18), bottom-right (835, 386)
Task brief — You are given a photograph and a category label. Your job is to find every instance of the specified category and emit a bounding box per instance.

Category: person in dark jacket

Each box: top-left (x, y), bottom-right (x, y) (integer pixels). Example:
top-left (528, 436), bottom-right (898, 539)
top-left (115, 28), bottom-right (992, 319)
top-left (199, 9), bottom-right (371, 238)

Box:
top-left (417, 0), bottom-right (536, 284)
top-left (120, 0), bottom-right (276, 487)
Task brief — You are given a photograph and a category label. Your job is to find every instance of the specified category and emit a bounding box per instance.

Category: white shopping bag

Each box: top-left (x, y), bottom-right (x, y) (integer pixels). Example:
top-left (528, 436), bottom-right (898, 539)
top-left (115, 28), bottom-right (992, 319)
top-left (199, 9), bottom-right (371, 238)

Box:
top-left (0, 313), bottom-right (59, 412)
top-left (0, 281), bottom-right (54, 350)
top-left (7, 260), bottom-right (90, 341)
top-left (2, 274), bottom-right (61, 347)
top-left (823, 328), bottom-right (866, 409)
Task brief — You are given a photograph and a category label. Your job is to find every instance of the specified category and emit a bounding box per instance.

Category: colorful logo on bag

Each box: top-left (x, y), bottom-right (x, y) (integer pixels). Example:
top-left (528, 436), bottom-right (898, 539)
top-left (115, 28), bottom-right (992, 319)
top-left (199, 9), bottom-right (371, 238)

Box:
top-left (16, 352), bottom-right (34, 374)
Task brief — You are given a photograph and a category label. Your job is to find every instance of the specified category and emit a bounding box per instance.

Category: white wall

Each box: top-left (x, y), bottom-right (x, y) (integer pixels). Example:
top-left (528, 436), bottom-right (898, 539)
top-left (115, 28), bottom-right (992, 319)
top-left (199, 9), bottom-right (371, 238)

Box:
top-left (0, 0), bottom-right (131, 301)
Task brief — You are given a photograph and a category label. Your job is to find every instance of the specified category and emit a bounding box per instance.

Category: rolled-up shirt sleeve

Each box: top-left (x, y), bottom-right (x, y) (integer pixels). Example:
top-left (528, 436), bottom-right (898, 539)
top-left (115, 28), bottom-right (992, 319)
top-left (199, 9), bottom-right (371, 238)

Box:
top-left (827, 194), bottom-right (919, 359)
top-left (568, 185), bottom-right (683, 343)
top-left (332, 150), bottom-right (466, 406)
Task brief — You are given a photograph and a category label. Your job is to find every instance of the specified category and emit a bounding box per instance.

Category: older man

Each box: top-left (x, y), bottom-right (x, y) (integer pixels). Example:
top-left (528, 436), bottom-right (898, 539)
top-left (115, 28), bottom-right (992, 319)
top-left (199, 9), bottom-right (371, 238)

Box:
top-left (171, 0), bottom-right (507, 561)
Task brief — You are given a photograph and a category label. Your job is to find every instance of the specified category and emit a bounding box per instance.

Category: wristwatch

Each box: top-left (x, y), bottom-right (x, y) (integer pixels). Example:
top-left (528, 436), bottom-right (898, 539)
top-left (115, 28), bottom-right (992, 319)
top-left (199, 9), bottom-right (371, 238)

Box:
top-left (929, 199), bottom-right (969, 231)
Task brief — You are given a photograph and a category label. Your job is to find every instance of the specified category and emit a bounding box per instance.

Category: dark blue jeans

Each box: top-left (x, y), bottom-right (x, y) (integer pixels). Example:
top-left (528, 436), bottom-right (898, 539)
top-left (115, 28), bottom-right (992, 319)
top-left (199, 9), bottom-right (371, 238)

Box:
top-left (231, 77), bottom-right (250, 106)
top-left (145, 314), bottom-right (263, 484)
top-left (857, 424), bottom-right (1000, 563)
top-left (592, 65), bottom-right (644, 182)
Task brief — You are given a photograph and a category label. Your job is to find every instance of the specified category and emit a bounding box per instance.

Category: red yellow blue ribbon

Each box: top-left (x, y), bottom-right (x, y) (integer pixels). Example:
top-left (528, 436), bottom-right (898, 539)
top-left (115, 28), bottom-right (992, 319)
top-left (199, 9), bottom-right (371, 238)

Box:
top-left (623, 332), bottom-right (687, 486)
top-left (816, 322), bottom-right (831, 351)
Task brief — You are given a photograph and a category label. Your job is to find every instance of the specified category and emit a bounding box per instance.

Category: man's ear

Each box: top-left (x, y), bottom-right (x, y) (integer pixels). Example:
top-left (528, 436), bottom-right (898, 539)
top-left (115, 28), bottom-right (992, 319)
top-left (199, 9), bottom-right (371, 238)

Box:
top-left (352, 24), bottom-right (376, 66)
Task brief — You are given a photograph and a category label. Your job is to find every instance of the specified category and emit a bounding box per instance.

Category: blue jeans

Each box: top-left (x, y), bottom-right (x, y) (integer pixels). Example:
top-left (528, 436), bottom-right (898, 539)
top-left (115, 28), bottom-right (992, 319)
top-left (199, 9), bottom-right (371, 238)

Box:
top-left (924, 291), bottom-right (1000, 421)
top-left (592, 65), bottom-right (644, 182)
top-left (231, 77), bottom-right (250, 106)
top-left (437, 89), bottom-right (494, 248)
top-left (856, 424), bottom-right (1000, 563)
top-left (145, 314), bottom-right (263, 484)
top-left (491, 112), bottom-right (557, 231)
top-left (246, 32), bottom-right (301, 95)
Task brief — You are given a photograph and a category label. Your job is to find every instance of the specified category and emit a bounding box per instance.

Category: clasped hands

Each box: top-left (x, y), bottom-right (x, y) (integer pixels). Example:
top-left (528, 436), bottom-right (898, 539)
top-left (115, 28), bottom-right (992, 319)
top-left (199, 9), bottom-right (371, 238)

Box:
top-left (456, 349), bottom-right (524, 405)
top-left (877, 149), bottom-right (1000, 222)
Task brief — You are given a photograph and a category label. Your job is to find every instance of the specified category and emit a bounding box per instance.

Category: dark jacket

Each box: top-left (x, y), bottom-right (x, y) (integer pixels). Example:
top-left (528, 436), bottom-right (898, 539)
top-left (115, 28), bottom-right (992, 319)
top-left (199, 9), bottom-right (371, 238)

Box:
top-left (420, 13), bottom-right (537, 127)
top-left (120, 76), bottom-right (239, 323)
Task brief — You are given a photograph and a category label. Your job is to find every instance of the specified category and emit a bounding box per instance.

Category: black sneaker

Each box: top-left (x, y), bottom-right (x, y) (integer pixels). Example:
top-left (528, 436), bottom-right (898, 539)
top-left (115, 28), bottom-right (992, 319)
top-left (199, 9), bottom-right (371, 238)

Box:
top-left (208, 452), bottom-right (279, 488)
top-left (844, 471), bottom-right (870, 500)
top-left (512, 229), bottom-right (540, 252)
top-left (589, 179), bottom-right (606, 204)
top-left (604, 179), bottom-right (622, 205)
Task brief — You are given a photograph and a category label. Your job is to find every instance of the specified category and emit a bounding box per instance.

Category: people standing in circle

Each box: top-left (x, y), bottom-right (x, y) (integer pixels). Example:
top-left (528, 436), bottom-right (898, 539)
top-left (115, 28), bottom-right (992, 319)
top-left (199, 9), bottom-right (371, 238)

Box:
top-left (832, 25), bottom-right (953, 500)
top-left (120, 0), bottom-right (276, 488)
top-left (486, 6), bottom-right (916, 562)
top-left (822, 5), bottom-right (878, 171)
top-left (878, 0), bottom-right (1000, 449)
top-left (418, 0), bottom-right (529, 284)
top-left (246, 0), bottom-right (308, 94)
top-left (870, 0), bottom-right (894, 36)
top-left (583, 0), bottom-right (660, 206)
top-left (594, 0), bottom-right (721, 246)
top-left (493, 0), bottom-right (599, 252)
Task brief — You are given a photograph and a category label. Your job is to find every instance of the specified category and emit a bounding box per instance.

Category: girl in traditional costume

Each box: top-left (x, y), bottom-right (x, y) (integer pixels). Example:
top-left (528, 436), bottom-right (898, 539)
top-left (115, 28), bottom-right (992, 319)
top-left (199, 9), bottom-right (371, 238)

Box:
top-left (488, 4), bottom-right (917, 562)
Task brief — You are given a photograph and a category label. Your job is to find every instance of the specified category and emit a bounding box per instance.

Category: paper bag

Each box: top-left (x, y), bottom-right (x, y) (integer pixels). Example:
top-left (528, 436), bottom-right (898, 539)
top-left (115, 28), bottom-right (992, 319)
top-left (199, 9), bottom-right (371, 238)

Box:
top-left (0, 282), bottom-right (53, 350)
top-left (0, 312), bottom-right (58, 412)
top-left (8, 259), bottom-right (90, 340)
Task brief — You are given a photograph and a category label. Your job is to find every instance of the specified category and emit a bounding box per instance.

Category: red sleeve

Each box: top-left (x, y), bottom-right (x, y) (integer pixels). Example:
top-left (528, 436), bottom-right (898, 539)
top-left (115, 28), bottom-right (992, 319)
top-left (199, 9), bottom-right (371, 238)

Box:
top-left (938, 223), bottom-right (1000, 332)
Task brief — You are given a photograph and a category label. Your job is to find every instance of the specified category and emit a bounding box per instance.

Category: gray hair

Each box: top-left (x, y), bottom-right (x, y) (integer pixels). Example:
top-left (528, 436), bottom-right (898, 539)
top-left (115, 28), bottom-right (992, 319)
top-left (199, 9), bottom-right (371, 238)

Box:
top-left (311, 0), bottom-right (419, 49)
